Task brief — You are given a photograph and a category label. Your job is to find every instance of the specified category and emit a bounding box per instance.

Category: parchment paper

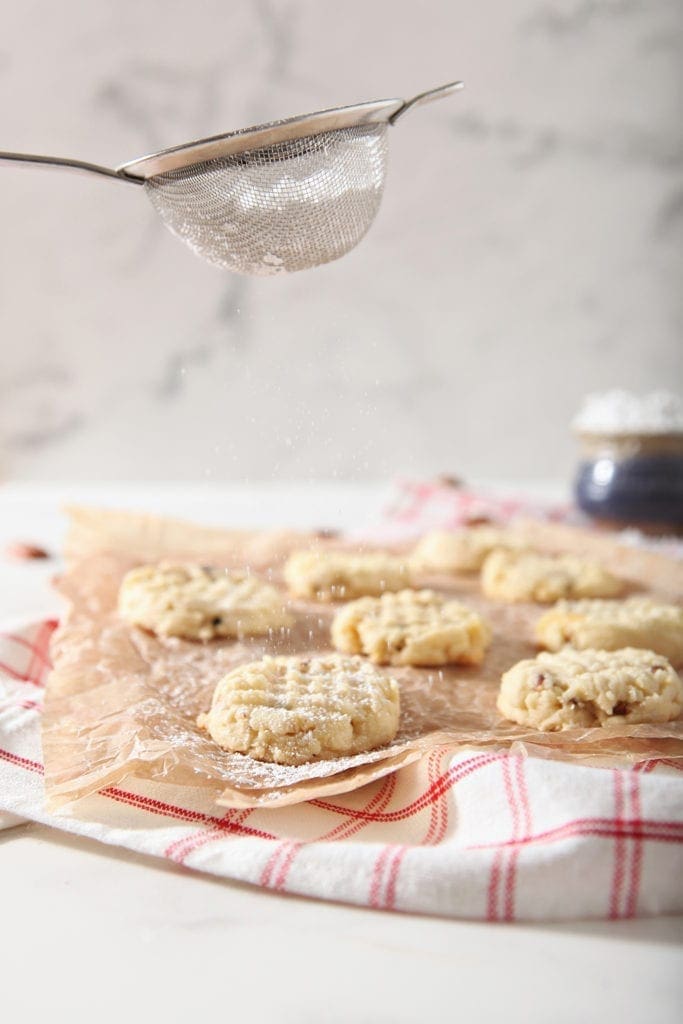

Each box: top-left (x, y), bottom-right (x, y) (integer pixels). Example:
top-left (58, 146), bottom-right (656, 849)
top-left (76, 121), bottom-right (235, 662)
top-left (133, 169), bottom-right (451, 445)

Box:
top-left (43, 506), bottom-right (683, 810)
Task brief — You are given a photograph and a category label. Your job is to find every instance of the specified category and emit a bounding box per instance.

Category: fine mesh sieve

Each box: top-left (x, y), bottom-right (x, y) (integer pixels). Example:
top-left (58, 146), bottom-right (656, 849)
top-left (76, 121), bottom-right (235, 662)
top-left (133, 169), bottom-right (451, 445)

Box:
top-left (144, 124), bottom-right (388, 274)
top-left (0, 81), bottom-right (462, 275)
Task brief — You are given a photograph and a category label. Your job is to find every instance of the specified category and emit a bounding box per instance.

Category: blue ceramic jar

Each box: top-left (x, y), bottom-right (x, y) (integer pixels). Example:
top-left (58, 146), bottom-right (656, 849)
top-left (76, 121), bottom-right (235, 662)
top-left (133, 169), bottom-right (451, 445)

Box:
top-left (574, 432), bottom-right (683, 529)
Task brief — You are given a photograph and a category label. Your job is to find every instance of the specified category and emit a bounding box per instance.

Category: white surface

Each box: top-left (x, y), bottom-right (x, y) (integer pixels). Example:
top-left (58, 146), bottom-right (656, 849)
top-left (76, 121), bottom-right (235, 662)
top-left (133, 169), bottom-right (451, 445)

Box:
top-left (3, 824), bottom-right (683, 1024)
top-left (1, 481), bottom-right (682, 1023)
top-left (1, 1), bottom-right (682, 483)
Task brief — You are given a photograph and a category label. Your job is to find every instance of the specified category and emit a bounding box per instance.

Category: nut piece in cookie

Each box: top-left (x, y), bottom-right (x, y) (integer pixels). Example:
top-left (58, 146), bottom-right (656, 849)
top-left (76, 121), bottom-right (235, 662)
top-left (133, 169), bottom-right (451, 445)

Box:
top-left (536, 597), bottom-right (683, 665)
top-left (332, 588), bottom-right (491, 667)
top-left (497, 647), bottom-right (682, 731)
top-left (411, 526), bottom-right (520, 574)
top-left (118, 562), bottom-right (293, 641)
top-left (481, 548), bottom-right (624, 604)
top-left (197, 654), bottom-right (400, 765)
top-left (284, 549), bottom-right (411, 602)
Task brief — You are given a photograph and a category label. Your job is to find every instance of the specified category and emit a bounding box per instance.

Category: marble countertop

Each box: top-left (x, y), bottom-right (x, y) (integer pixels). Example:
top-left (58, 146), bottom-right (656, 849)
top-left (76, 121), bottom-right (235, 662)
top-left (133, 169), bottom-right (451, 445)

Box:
top-left (1, 480), bottom-right (681, 1023)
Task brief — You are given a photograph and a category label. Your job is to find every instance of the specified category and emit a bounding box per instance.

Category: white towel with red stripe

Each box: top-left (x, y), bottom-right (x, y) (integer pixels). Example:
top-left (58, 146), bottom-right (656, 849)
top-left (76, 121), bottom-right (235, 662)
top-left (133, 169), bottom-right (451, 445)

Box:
top-left (1, 483), bottom-right (682, 921)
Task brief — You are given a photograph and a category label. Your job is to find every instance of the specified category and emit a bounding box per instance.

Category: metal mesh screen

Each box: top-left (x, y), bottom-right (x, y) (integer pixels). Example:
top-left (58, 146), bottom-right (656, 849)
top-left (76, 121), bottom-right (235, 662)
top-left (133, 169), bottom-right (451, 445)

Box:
top-left (144, 124), bottom-right (388, 275)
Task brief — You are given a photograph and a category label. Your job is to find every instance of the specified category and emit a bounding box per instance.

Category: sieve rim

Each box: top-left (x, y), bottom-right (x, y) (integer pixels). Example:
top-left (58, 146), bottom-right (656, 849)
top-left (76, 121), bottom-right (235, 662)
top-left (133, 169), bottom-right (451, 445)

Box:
top-left (117, 98), bottom-right (403, 181)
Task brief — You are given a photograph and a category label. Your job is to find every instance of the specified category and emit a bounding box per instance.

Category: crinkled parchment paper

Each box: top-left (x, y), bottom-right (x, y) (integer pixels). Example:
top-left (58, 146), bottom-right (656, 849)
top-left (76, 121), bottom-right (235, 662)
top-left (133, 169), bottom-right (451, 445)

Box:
top-left (43, 507), bottom-right (683, 810)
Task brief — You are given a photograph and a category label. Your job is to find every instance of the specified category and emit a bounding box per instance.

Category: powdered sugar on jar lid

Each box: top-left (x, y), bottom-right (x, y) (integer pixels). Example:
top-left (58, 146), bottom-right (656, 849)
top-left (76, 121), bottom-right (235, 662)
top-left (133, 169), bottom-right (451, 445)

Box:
top-left (572, 390), bottom-right (683, 436)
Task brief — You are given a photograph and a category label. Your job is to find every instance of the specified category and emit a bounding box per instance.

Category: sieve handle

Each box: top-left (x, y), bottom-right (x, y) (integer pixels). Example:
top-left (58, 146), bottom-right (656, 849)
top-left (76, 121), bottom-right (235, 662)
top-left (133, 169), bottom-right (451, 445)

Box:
top-left (389, 81), bottom-right (464, 125)
top-left (0, 151), bottom-right (143, 184)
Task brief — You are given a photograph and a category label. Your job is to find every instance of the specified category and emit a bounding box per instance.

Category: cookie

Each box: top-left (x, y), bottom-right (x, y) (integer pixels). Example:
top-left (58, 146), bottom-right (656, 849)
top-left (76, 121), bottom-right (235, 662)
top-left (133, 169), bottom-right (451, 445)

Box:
top-left (497, 647), bottom-right (682, 731)
top-left (284, 549), bottom-right (411, 602)
top-left (481, 548), bottom-right (624, 603)
top-left (197, 654), bottom-right (400, 764)
top-left (118, 562), bottom-right (293, 641)
top-left (411, 525), bottom-right (520, 573)
top-left (536, 597), bottom-right (683, 664)
top-left (332, 588), bottom-right (491, 666)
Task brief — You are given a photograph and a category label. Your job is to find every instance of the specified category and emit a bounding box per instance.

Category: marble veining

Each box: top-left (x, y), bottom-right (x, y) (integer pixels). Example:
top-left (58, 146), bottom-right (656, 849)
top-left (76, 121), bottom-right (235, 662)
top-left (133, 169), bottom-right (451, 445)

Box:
top-left (523, 0), bottom-right (652, 35)
top-left (447, 112), bottom-right (683, 170)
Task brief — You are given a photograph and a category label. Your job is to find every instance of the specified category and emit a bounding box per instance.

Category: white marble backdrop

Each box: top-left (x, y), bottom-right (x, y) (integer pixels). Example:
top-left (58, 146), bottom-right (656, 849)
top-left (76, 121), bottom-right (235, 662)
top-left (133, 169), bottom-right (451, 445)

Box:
top-left (1, 0), bottom-right (681, 483)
